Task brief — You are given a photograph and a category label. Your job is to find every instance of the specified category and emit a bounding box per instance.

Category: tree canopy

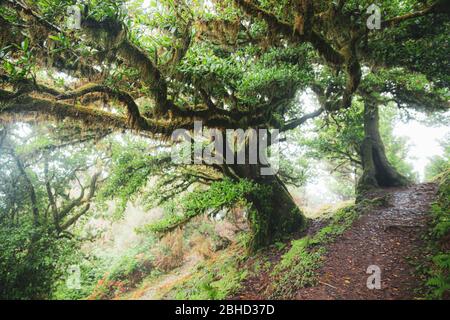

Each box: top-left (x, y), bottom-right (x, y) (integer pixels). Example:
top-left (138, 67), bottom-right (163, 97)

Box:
top-left (0, 1), bottom-right (449, 289)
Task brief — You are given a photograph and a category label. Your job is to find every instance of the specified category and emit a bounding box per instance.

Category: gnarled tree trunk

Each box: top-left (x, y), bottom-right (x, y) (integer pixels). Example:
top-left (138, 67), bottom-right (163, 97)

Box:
top-left (227, 161), bottom-right (306, 252)
top-left (209, 129), bottom-right (306, 252)
top-left (247, 174), bottom-right (305, 251)
top-left (358, 100), bottom-right (409, 194)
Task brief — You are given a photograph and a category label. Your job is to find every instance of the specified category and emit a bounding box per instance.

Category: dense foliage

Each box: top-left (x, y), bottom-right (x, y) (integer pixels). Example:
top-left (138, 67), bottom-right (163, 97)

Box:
top-left (0, 0), bottom-right (448, 299)
top-left (425, 170), bottom-right (450, 299)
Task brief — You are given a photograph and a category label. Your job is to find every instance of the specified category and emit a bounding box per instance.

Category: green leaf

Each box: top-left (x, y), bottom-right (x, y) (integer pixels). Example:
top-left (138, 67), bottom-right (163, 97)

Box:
top-left (21, 38), bottom-right (29, 52)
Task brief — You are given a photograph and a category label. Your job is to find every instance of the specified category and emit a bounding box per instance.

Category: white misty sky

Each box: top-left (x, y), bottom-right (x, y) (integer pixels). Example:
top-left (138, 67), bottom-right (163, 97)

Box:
top-left (303, 119), bottom-right (449, 210)
top-left (394, 120), bottom-right (448, 181)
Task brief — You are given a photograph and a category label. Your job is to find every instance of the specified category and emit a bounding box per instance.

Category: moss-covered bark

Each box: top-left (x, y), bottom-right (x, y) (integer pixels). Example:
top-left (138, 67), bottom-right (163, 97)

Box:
top-left (358, 100), bottom-right (409, 194)
top-left (218, 132), bottom-right (306, 252)
top-left (246, 175), bottom-right (305, 252)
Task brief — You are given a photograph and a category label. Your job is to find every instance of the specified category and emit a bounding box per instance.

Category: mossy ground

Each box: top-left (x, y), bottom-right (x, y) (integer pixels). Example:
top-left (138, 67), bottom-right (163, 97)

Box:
top-left (116, 192), bottom-right (436, 301)
top-left (146, 202), bottom-right (361, 300)
top-left (422, 170), bottom-right (450, 299)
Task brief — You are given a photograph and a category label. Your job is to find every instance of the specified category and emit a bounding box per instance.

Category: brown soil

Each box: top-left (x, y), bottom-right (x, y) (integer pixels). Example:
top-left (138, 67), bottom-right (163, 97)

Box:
top-left (234, 183), bottom-right (438, 300)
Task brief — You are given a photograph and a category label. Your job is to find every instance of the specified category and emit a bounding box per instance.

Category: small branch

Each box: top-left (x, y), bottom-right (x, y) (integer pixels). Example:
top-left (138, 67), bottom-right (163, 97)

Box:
top-left (281, 108), bottom-right (324, 132)
top-left (56, 84), bottom-right (149, 130)
top-left (44, 159), bottom-right (60, 229)
top-left (382, 1), bottom-right (449, 29)
top-left (4, 0), bottom-right (62, 34)
top-left (319, 281), bottom-right (338, 290)
top-left (11, 150), bottom-right (39, 226)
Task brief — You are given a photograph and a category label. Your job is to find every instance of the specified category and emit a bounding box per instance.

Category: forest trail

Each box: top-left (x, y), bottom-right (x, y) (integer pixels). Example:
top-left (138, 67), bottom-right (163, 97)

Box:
top-left (298, 183), bottom-right (437, 299)
top-left (124, 184), bottom-right (438, 300)
top-left (236, 183), bottom-right (438, 300)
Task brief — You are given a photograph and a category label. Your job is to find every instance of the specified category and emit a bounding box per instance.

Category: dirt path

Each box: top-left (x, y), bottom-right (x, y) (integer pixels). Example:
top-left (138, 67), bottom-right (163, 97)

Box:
top-left (126, 184), bottom-right (437, 300)
top-left (295, 183), bottom-right (437, 300)
top-left (233, 183), bottom-right (438, 300)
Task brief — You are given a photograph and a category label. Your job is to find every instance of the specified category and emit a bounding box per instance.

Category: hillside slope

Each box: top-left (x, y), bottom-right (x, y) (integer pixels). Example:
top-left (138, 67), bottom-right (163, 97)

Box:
top-left (123, 183), bottom-right (446, 300)
top-left (235, 183), bottom-right (439, 300)
top-left (296, 183), bottom-right (436, 299)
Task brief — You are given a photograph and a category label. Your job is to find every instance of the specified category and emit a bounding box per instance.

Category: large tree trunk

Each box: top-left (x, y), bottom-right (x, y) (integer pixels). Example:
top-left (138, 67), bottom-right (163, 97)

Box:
top-left (247, 175), bottom-right (305, 251)
top-left (357, 100), bottom-right (409, 194)
top-left (228, 162), bottom-right (306, 252)
top-left (213, 129), bottom-right (306, 252)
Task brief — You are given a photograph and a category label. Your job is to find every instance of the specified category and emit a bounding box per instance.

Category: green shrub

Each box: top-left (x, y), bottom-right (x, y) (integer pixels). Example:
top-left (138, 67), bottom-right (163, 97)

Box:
top-left (0, 224), bottom-right (78, 300)
top-left (425, 170), bottom-right (450, 299)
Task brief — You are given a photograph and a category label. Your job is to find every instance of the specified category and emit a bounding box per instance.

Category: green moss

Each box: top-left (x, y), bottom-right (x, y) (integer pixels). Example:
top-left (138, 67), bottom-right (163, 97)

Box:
top-left (270, 204), bottom-right (358, 299)
top-left (424, 169), bottom-right (450, 299)
top-left (142, 179), bottom-right (257, 234)
top-left (247, 183), bottom-right (306, 252)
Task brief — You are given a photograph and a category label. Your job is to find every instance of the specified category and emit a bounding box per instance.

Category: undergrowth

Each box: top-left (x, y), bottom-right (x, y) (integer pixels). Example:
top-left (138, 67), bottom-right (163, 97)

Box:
top-left (167, 199), bottom-right (377, 300)
top-left (269, 203), bottom-right (359, 299)
top-left (87, 247), bottom-right (155, 300)
top-left (424, 170), bottom-right (450, 299)
top-left (165, 241), bottom-right (249, 300)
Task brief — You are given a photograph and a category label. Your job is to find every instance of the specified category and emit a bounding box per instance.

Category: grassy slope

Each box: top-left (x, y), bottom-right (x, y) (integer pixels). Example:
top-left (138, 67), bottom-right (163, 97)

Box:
top-left (423, 170), bottom-right (450, 299)
top-left (160, 200), bottom-right (382, 300)
top-left (111, 181), bottom-right (448, 300)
